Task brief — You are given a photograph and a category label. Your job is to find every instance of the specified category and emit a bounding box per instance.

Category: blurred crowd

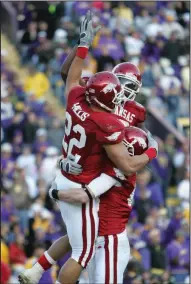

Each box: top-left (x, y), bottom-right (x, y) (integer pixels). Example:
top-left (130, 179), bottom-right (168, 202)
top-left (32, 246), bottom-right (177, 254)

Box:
top-left (1, 1), bottom-right (190, 284)
top-left (14, 1), bottom-right (190, 127)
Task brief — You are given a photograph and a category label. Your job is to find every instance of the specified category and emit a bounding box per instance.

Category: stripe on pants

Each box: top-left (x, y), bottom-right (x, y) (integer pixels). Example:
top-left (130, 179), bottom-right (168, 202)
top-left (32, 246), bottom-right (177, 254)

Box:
top-left (78, 204), bottom-right (87, 266)
top-left (84, 198), bottom-right (95, 268)
top-left (113, 235), bottom-right (118, 284)
top-left (78, 200), bottom-right (96, 268)
top-left (105, 236), bottom-right (110, 284)
top-left (104, 235), bottom-right (118, 284)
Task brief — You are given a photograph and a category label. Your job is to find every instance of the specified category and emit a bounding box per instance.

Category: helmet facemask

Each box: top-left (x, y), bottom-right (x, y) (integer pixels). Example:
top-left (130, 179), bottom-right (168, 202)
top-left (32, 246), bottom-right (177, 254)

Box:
top-left (112, 85), bottom-right (126, 107)
top-left (117, 74), bottom-right (141, 101)
top-left (123, 139), bottom-right (135, 156)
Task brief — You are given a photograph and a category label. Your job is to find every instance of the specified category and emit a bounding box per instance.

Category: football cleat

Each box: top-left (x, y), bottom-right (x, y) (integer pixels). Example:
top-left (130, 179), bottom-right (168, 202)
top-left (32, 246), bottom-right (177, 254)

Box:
top-left (18, 268), bottom-right (42, 284)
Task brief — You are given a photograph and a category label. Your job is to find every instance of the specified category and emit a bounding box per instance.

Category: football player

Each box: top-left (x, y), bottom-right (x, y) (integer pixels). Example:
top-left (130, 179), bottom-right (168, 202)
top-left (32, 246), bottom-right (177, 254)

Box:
top-left (59, 28), bottom-right (146, 130)
top-left (50, 127), bottom-right (149, 284)
top-left (19, 11), bottom-right (157, 284)
top-left (112, 62), bottom-right (146, 129)
top-left (19, 126), bottom-right (151, 284)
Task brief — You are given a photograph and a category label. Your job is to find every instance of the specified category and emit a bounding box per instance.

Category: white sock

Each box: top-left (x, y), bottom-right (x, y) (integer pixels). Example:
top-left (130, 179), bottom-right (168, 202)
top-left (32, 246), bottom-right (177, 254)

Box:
top-left (33, 262), bottom-right (45, 273)
top-left (44, 251), bottom-right (56, 265)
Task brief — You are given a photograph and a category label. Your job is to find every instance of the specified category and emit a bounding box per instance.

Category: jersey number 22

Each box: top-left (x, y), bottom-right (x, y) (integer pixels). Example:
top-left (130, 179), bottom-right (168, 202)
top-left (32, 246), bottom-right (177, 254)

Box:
top-left (62, 112), bottom-right (86, 163)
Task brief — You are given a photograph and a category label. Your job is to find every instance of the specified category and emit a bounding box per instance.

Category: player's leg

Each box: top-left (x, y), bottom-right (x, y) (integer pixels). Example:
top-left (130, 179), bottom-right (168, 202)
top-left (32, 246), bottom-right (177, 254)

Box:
top-left (18, 171), bottom-right (78, 284)
top-left (84, 256), bottom-right (95, 284)
top-left (92, 236), bottom-right (106, 283)
top-left (57, 196), bottom-right (98, 283)
top-left (78, 268), bottom-right (90, 284)
top-left (115, 230), bottom-right (130, 284)
top-left (19, 171), bottom-right (98, 284)
top-left (94, 230), bottom-right (130, 284)
top-left (18, 236), bottom-right (71, 284)
top-left (48, 236), bottom-right (71, 261)
top-left (19, 235), bottom-right (93, 284)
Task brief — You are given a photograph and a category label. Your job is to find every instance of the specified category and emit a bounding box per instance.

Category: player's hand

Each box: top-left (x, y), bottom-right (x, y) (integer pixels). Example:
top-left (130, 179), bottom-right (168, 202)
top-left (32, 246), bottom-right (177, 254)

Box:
top-left (59, 154), bottom-right (83, 175)
top-left (147, 131), bottom-right (158, 156)
top-left (78, 10), bottom-right (101, 48)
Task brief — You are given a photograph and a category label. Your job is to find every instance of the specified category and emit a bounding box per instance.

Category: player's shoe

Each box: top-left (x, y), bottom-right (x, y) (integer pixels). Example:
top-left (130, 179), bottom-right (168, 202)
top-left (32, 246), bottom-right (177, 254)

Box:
top-left (18, 267), bottom-right (43, 284)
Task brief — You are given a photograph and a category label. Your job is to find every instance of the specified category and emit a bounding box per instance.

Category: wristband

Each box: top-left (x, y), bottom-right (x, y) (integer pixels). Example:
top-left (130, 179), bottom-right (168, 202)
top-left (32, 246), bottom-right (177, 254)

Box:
top-left (76, 47), bottom-right (88, 59)
top-left (145, 148), bottom-right (157, 161)
top-left (51, 189), bottom-right (60, 200)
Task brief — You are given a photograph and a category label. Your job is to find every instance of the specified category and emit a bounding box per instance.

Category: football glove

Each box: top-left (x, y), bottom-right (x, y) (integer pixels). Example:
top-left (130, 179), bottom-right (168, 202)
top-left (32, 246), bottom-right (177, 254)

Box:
top-left (78, 10), bottom-right (101, 48)
top-left (59, 154), bottom-right (82, 175)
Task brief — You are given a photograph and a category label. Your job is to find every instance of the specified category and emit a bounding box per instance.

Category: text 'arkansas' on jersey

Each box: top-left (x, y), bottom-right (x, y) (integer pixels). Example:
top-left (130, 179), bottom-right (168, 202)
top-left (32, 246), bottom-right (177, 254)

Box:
top-left (115, 100), bottom-right (146, 127)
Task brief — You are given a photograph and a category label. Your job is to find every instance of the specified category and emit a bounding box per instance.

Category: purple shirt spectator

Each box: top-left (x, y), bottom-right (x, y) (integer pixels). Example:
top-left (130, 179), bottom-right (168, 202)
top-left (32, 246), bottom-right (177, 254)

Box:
top-left (1, 196), bottom-right (16, 223)
top-left (32, 128), bottom-right (50, 154)
top-left (1, 143), bottom-right (15, 181)
top-left (12, 131), bottom-right (24, 159)
top-left (74, 2), bottom-right (91, 17)
top-left (167, 239), bottom-right (189, 272)
top-left (93, 35), bottom-right (124, 61)
top-left (32, 140), bottom-right (50, 154)
top-left (135, 182), bottom-right (164, 208)
top-left (163, 211), bottom-right (184, 245)
top-left (141, 40), bottom-right (164, 62)
top-left (26, 99), bottom-right (45, 117)
top-left (151, 151), bottom-right (170, 180)
top-left (1, 98), bottom-right (15, 129)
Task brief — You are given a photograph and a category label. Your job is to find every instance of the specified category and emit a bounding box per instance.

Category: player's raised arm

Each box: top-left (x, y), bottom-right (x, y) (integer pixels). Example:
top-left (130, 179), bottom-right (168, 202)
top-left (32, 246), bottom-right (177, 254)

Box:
top-left (65, 11), bottom-right (101, 99)
top-left (65, 14), bottom-right (90, 97)
top-left (60, 45), bottom-right (86, 87)
top-left (104, 132), bottom-right (158, 176)
top-left (60, 45), bottom-right (78, 83)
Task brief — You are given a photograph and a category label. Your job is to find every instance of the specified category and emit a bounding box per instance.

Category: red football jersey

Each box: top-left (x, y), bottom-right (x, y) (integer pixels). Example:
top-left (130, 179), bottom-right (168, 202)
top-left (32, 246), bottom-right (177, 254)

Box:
top-left (61, 85), bottom-right (126, 184)
top-left (98, 100), bottom-right (146, 235)
top-left (98, 165), bottom-right (136, 236)
top-left (115, 100), bottom-right (146, 126)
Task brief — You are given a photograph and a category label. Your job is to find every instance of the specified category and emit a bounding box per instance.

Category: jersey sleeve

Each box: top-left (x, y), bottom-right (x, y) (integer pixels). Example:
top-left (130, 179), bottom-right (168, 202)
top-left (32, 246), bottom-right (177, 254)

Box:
top-left (136, 103), bottom-right (146, 124)
top-left (88, 173), bottom-right (117, 198)
top-left (89, 113), bottom-right (125, 145)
